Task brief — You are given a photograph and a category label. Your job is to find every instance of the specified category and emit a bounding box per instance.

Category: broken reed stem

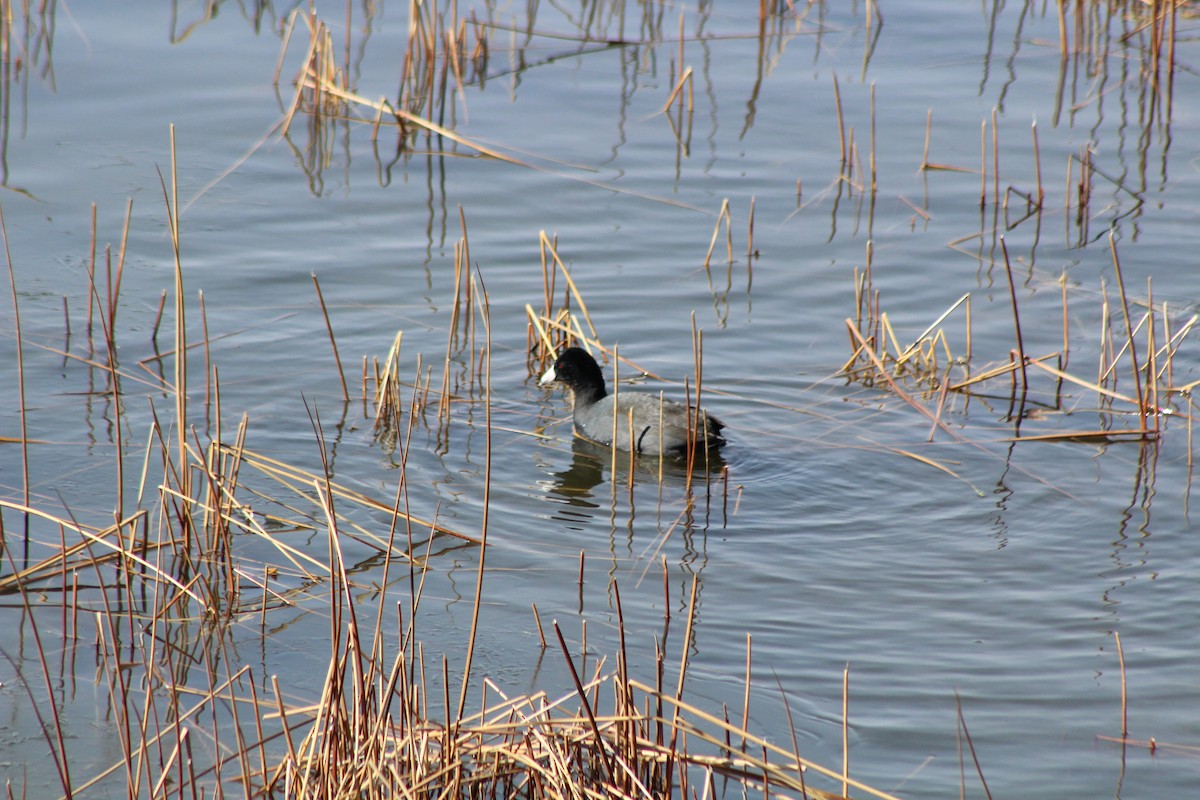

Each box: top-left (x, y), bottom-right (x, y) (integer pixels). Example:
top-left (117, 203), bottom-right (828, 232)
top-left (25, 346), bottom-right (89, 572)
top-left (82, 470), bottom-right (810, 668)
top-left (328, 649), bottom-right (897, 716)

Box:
top-left (921, 108), bottom-right (932, 170)
top-left (661, 66), bottom-right (694, 114)
top-left (746, 196), bottom-right (756, 262)
top-left (979, 119), bottom-right (987, 207)
top-left (1000, 237), bottom-right (1029, 395)
top-left (1108, 231), bottom-right (1148, 429)
top-left (703, 198), bottom-right (732, 269)
top-left (312, 273), bottom-right (350, 403)
top-left (531, 604), bottom-right (546, 647)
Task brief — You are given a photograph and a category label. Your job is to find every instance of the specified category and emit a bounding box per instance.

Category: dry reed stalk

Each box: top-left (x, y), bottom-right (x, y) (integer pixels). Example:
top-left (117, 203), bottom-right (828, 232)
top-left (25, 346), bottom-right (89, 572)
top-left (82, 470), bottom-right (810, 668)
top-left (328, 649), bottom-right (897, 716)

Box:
top-left (979, 119), bottom-right (987, 207)
top-left (436, 215), bottom-right (472, 426)
top-left (703, 198), bottom-right (733, 269)
top-left (991, 107), bottom-right (1000, 208)
top-left (219, 443), bottom-right (478, 547)
top-left (832, 73), bottom-right (846, 165)
top-left (1146, 278), bottom-right (1160, 430)
top-left (921, 108), bottom-right (933, 171)
top-left (1157, 312), bottom-right (1197, 386)
top-left (1, 549), bottom-right (74, 796)
top-left (0, 206), bottom-right (31, 517)
top-left (1115, 630), bottom-right (1128, 737)
top-left (455, 270), bottom-right (492, 723)
top-left (1000, 238), bottom-right (1030, 398)
top-left (740, 634), bottom-right (752, 752)
top-left (0, 501), bottom-right (199, 598)
top-left (373, 330), bottom-right (406, 434)
top-left (531, 604), bottom-right (547, 647)
top-left (1056, 0), bottom-right (1069, 56)
top-left (845, 322), bottom-right (959, 440)
top-left (629, 676), bottom-right (902, 800)
top-left (159, 126), bottom-right (194, 547)
top-left (869, 82), bottom-right (877, 193)
top-left (746, 195), bottom-right (756, 264)
top-left (538, 231), bottom-right (599, 346)
top-left (312, 273), bottom-right (350, 403)
top-left (842, 663), bottom-right (850, 798)
top-left (955, 692), bottom-right (994, 800)
top-left (1108, 232), bottom-right (1148, 429)
top-left (263, 567), bottom-right (894, 800)
top-left (1031, 119), bottom-right (1044, 207)
top-left (661, 66), bottom-right (694, 114)
top-left (86, 203), bottom-right (97, 353)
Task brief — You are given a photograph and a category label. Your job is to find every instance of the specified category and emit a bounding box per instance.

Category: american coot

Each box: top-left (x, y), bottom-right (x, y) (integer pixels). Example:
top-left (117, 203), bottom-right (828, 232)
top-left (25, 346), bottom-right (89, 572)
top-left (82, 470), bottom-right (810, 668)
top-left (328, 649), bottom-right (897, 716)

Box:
top-left (539, 347), bottom-right (725, 455)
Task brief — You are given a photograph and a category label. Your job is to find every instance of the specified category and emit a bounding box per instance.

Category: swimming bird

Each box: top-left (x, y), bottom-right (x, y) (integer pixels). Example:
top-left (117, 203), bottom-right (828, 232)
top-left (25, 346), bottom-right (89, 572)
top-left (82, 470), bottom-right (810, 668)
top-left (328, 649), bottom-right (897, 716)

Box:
top-left (538, 347), bottom-right (725, 455)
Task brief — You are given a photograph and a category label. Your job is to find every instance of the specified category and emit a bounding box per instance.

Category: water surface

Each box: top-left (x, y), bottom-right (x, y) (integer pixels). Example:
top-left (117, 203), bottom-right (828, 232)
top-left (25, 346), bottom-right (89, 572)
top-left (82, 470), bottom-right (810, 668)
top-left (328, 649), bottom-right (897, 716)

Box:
top-left (1, 2), bottom-right (1198, 797)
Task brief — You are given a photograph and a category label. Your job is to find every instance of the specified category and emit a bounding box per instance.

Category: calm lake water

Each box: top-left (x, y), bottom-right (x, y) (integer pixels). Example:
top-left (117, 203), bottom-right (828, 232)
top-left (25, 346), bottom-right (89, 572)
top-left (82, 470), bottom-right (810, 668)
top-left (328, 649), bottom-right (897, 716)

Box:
top-left (3, 1), bottom-right (1200, 796)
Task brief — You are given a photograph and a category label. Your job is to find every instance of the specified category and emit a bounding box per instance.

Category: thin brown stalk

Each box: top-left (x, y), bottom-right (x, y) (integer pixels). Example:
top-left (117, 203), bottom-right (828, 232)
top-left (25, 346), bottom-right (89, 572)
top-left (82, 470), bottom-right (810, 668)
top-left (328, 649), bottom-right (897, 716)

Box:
top-left (0, 205), bottom-right (30, 513)
top-left (156, 124), bottom-right (192, 546)
top-left (746, 195), bottom-right (756, 262)
top-left (842, 663), bottom-right (850, 798)
top-left (611, 344), bottom-right (620, 477)
top-left (869, 82), bottom-right (877, 193)
top-left (703, 198), bottom-right (733, 269)
top-left (0, 551), bottom-right (74, 796)
top-left (1109, 232), bottom-right (1147, 428)
top-left (991, 107), bottom-right (1000, 208)
top-left (661, 66), bottom-right (694, 114)
top-left (629, 678), bottom-right (903, 800)
top-left (740, 634), bottom-right (752, 752)
top-left (832, 73), bottom-right (846, 164)
top-left (1031, 119), bottom-right (1044, 207)
top-left (456, 271), bottom-right (492, 722)
top-left (311, 273), bottom-right (349, 403)
top-left (198, 289), bottom-right (212, 425)
top-left (955, 692), bottom-right (994, 800)
top-left (531, 604), bottom-right (547, 648)
top-left (1115, 630), bottom-right (1128, 737)
top-left (980, 119), bottom-right (987, 207)
top-left (540, 232), bottom-right (599, 341)
top-left (1000, 237), bottom-right (1029, 395)
top-left (551, 622), bottom-right (616, 785)
top-left (87, 204), bottom-right (97, 352)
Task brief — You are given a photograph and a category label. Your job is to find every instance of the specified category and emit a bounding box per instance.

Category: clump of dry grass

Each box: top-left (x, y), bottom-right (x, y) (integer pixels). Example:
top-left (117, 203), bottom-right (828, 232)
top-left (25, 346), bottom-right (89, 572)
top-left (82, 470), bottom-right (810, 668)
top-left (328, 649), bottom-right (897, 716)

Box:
top-left (270, 561), bottom-right (903, 800)
top-left (841, 229), bottom-right (1198, 445)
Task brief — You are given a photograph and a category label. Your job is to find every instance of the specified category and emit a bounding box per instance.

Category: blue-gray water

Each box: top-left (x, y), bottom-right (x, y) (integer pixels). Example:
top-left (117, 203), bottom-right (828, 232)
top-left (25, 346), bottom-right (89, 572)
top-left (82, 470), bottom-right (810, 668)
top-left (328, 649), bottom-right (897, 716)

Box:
top-left (2, 2), bottom-right (1199, 796)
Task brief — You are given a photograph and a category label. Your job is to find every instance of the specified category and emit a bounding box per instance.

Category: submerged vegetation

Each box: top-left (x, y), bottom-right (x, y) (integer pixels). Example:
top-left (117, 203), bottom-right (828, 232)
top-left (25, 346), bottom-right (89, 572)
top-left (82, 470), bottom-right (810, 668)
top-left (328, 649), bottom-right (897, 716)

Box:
top-left (2, 0), bottom-right (1197, 797)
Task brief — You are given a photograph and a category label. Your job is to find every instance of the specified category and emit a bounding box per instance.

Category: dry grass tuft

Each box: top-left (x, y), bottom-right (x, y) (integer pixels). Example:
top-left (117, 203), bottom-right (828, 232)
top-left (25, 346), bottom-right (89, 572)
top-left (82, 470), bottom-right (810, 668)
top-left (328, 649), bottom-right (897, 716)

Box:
top-left (841, 232), bottom-right (1197, 443)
